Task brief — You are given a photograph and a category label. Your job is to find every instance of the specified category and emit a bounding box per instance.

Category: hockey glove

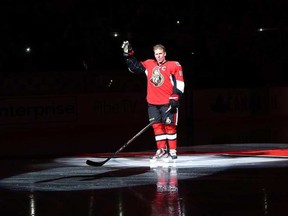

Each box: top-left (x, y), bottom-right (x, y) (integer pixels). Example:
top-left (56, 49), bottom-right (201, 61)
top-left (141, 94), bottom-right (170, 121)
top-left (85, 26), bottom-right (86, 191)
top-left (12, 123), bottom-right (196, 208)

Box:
top-left (169, 94), bottom-right (180, 113)
top-left (121, 41), bottom-right (134, 57)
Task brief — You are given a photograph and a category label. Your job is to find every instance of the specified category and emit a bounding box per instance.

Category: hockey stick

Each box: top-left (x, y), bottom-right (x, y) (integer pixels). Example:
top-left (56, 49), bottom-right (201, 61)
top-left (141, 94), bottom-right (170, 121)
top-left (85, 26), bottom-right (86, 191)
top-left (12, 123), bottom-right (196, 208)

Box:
top-left (86, 120), bottom-right (155, 167)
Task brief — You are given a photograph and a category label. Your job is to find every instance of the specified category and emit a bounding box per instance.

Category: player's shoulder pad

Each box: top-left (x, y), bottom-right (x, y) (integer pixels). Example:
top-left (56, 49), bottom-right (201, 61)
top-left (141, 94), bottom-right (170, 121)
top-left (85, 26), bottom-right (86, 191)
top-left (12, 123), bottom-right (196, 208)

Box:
top-left (167, 60), bottom-right (182, 67)
top-left (167, 61), bottom-right (182, 68)
top-left (142, 59), bottom-right (157, 64)
top-left (146, 59), bottom-right (157, 62)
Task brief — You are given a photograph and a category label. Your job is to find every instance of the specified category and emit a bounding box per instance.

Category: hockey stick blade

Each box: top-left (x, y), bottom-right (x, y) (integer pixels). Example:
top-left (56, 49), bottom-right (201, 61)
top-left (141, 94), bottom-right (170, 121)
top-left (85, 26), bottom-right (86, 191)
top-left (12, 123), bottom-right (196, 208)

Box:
top-left (86, 158), bottom-right (109, 167)
top-left (86, 121), bottom-right (155, 167)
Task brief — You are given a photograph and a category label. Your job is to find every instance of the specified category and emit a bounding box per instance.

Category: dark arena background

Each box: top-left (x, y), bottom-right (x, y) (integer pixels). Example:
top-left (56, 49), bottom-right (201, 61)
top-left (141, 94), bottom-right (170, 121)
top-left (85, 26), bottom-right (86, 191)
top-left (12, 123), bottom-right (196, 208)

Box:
top-left (1, 0), bottom-right (288, 215)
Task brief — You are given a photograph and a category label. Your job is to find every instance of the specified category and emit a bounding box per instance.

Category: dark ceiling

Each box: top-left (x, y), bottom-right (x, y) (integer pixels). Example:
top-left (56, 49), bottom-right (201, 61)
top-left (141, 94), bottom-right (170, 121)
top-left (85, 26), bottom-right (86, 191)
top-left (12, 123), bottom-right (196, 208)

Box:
top-left (0, 0), bottom-right (287, 86)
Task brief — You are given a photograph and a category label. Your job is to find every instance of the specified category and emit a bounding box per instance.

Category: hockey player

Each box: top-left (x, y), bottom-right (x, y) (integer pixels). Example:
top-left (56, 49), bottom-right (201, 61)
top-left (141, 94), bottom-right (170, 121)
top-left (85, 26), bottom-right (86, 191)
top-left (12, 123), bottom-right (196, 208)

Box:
top-left (121, 41), bottom-right (185, 161)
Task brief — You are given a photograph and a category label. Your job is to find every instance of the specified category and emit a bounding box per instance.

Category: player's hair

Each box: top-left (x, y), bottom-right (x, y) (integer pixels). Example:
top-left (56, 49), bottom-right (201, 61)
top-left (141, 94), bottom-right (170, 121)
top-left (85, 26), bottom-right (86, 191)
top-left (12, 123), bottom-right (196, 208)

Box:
top-left (153, 44), bottom-right (166, 52)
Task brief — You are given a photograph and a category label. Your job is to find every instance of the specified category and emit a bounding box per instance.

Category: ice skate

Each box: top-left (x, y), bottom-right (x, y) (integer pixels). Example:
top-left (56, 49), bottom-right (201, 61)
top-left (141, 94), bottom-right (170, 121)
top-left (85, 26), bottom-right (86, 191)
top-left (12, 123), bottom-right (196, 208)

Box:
top-left (150, 148), bottom-right (169, 163)
top-left (169, 149), bottom-right (177, 160)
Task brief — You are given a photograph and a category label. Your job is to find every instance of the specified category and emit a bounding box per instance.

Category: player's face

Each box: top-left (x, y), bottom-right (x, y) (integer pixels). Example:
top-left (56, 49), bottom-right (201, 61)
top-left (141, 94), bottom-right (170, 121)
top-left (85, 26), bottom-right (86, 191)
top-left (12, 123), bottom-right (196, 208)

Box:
top-left (154, 48), bottom-right (166, 64)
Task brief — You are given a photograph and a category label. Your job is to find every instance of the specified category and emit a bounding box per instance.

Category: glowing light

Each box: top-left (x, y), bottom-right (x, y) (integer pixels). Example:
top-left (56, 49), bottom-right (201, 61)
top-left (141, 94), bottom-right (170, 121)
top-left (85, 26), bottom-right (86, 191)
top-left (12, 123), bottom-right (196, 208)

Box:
top-left (108, 79), bottom-right (113, 87)
top-left (25, 47), bottom-right (31, 53)
top-left (257, 27), bottom-right (277, 32)
top-left (29, 193), bottom-right (36, 216)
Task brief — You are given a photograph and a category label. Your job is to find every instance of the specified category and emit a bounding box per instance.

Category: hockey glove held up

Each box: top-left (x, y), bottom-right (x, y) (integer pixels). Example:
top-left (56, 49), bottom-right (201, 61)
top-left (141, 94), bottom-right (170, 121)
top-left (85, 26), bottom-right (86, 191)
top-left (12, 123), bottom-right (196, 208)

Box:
top-left (169, 94), bottom-right (180, 113)
top-left (121, 41), bottom-right (134, 57)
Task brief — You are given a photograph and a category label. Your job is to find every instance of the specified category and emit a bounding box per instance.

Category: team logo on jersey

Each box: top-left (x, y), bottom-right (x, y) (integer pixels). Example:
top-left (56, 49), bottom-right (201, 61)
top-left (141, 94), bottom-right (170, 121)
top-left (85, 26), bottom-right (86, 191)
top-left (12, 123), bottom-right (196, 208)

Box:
top-left (150, 67), bottom-right (164, 86)
top-left (166, 117), bottom-right (171, 124)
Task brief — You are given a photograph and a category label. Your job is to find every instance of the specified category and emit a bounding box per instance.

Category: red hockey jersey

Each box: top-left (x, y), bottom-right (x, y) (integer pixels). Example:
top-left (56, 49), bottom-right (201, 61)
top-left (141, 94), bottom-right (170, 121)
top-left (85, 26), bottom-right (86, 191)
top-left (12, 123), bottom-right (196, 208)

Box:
top-left (141, 59), bottom-right (185, 105)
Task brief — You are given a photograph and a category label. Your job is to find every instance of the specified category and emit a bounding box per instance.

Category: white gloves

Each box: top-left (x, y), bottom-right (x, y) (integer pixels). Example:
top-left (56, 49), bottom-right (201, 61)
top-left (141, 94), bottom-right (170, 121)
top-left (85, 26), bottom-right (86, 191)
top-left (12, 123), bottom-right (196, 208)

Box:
top-left (121, 41), bottom-right (134, 57)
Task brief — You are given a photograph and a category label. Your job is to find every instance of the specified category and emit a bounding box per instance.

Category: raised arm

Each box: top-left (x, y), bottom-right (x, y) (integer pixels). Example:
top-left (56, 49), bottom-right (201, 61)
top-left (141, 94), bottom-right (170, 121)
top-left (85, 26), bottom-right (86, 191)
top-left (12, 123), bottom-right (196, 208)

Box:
top-left (121, 41), bottom-right (146, 74)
